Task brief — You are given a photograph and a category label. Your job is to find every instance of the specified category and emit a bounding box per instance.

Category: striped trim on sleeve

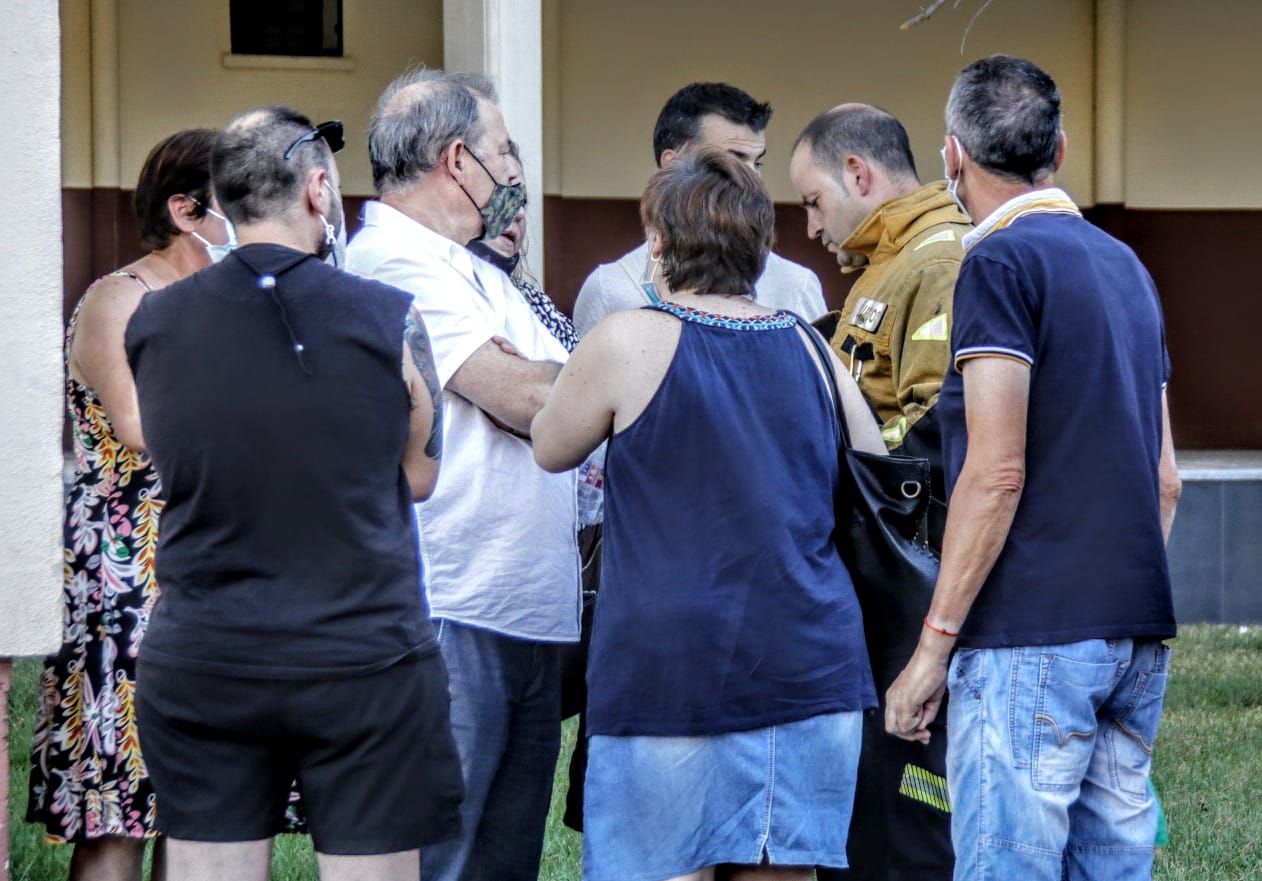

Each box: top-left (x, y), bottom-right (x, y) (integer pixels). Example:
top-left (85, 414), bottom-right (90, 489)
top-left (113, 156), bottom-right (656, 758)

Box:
top-left (954, 346), bottom-right (1034, 370)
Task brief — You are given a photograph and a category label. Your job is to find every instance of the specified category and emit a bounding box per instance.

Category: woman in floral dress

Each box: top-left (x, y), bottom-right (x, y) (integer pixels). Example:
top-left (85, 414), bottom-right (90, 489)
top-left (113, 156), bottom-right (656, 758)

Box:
top-left (26, 128), bottom-right (234, 881)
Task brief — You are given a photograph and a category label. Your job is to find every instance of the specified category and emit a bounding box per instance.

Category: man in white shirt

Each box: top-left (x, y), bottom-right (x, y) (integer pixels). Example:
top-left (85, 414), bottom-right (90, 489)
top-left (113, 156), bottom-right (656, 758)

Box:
top-left (347, 68), bottom-right (579, 881)
top-left (573, 82), bottom-right (826, 335)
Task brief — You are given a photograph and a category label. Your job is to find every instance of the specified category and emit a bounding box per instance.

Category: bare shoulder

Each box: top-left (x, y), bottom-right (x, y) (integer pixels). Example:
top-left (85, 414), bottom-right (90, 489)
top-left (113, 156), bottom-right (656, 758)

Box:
top-left (73, 271), bottom-right (151, 337)
top-left (583, 307), bottom-right (680, 361)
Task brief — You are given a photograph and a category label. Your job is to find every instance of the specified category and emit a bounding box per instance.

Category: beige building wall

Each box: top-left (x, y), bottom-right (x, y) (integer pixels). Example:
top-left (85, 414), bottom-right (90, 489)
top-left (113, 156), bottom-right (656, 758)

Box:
top-left (0, 1), bottom-right (65, 656)
top-left (544, 0), bottom-right (1096, 205)
top-left (63, 0), bottom-right (444, 197)
top-left (1124, 0), bottom-right (1262, 208)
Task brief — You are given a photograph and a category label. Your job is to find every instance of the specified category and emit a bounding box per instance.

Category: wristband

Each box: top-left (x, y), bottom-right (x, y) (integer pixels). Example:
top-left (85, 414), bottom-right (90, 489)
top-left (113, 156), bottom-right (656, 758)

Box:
top-left (923, 616), bottom-right (959, 638)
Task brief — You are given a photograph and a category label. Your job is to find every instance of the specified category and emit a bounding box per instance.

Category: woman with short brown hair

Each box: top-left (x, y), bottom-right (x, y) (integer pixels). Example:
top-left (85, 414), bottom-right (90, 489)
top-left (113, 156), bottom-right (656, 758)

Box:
top-left (532, 149), bottom-right (885, 881)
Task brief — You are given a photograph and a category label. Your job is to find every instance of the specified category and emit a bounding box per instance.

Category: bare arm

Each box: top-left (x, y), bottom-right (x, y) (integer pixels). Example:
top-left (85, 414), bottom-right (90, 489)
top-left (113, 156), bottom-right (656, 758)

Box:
top-left (400, 310), bottom-right (443, 500)
top-left (448, 338), bottom-right (562, 436)
top-left (1158, 390), bottom-right (1181, 543)
top-left (69, 275), bottom-right (149, 451)
top-left (532, 322), bottom-right (618, 473)
top-left (885, 357), bottom-right (1030, 742)
top-left (831, 347), bottom-right (887, 455)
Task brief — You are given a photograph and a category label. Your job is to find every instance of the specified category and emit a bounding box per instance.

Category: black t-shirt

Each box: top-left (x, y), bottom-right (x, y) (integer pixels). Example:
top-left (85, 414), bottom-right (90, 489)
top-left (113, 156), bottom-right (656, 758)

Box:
top-left (939, 214), bottom-right (1176, 649)
top-left (125, 243), bottom-right (434, 678)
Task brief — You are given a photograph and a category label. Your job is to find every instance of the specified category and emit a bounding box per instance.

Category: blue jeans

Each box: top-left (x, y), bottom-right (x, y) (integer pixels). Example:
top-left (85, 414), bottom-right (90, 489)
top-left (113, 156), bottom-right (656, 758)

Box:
top-left (947, 638), bottom-right (1170, 881)
top-left (420, 620), bottom-right (564, 881)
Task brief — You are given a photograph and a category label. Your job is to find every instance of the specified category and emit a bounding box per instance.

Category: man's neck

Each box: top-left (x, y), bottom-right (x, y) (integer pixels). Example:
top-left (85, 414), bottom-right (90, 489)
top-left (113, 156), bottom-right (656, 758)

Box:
top-left (381, 184), bottom-right (477, 246)
top-left (966, 173), bottom-right (1057, 227)
top-left (235, 220), bottom-right (315, 254)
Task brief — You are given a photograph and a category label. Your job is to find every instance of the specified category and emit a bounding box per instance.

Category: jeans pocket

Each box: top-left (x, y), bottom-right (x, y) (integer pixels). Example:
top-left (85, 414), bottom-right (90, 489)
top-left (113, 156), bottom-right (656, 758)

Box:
top-left (948, 647), bottom-right (985, 700)
top-left (1031, 650), bottom-right (1117, 791)
top-left (1110, 642), bottom-right (1170, 798)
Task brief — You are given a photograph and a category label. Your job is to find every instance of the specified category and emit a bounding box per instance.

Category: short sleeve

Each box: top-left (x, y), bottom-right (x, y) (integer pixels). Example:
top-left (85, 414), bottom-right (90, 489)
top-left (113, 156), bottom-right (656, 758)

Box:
top-left (951, 254), bottom-right (1038, 371)
top-left (364, 255), bottom-right (499, 388)
top-left (573, 264), bottom-right (616, 337)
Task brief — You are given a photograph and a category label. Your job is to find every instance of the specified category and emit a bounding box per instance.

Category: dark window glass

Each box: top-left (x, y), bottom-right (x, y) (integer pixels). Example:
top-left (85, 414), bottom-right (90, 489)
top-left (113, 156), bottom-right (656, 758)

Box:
top-left (230, 0), bottom-right (343, 58)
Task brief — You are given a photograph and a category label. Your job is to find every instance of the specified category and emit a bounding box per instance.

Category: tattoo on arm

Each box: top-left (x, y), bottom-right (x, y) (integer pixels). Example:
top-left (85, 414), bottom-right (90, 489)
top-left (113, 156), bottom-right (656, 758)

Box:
top-left (405, 311), bottom-right (444, 460)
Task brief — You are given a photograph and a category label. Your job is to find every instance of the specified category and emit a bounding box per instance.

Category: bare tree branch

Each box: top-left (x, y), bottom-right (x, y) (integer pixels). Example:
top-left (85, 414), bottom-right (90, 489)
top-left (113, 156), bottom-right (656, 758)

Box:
top-left (901, 0), bottom-right (952, 31)
top-left (959, 0), bottom-right (996, 53)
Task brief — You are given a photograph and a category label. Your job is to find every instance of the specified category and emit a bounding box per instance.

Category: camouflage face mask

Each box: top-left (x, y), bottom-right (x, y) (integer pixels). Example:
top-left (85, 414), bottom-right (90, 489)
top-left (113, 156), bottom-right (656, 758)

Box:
top-left (460, 147), bottom-right (527, 241)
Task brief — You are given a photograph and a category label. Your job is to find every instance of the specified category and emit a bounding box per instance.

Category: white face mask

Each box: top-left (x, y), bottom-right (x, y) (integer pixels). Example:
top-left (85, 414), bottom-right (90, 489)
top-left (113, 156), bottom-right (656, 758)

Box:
top-left (941, 137), bottom-right (970, 220)
top-left (640, 240), bottom-right (663, 305)
top-left (192, 206), bottom-right (238, 264)
top-left (320, 179), bottom-right (347, 268)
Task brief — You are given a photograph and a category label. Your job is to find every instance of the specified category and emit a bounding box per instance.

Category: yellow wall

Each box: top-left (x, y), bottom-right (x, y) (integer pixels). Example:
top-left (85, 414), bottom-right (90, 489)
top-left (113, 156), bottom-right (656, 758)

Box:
top-left (65, 0), bottom-right (443, 196)
top-left (1124, 0), bottom-right (1262, 208)
top-left (544, 0), bottom-right (1096, 204)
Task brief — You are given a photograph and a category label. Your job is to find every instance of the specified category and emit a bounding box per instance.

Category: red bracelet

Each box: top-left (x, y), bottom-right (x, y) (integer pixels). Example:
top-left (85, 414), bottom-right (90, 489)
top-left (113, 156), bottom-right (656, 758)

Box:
top-left (923, 616), bottom-right (960, 638)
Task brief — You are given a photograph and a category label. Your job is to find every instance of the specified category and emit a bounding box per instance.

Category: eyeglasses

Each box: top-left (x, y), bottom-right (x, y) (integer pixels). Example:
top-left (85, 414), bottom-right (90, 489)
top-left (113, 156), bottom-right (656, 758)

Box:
top-left (283, 120), bottom-right (345, 161)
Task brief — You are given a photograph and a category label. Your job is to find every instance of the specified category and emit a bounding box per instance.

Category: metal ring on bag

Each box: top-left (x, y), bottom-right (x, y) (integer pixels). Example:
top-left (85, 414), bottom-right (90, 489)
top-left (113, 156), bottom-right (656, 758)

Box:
top-left (900, 480), bottom-right (923, 499)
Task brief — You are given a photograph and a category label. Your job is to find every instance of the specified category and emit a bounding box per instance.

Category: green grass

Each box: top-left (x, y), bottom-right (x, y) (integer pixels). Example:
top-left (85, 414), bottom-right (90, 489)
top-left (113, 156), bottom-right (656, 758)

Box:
top-left (8, 624), bottom-right (1260, 880)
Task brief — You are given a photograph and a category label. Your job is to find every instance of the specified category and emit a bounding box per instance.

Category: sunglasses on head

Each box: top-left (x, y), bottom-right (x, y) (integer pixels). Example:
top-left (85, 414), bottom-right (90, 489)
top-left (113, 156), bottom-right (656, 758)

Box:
top-left (283, 120), bottom-right (345, 161)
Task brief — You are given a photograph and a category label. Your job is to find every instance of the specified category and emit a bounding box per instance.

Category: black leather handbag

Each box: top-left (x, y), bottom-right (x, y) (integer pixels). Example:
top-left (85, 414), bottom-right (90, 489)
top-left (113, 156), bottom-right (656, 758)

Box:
top-left (797, 317), bottom-right (942, 691)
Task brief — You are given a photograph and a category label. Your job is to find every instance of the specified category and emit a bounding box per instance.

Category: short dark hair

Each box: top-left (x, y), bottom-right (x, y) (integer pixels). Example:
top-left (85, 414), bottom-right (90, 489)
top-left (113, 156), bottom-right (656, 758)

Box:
top-left (211, 106), bottom-right (333, 225)
top-left (640, 148), bottom-right (774, 297)
top-left (652, 82), bottom-right (773, 167)
top-left (134, 128), bottom-right (218, 251)
top-left (946, 54), bottom-right (1062, 184)
top-left (368, 67), bottom-right (498, 195)
top-left (795, 104), bottom-right (918, 181)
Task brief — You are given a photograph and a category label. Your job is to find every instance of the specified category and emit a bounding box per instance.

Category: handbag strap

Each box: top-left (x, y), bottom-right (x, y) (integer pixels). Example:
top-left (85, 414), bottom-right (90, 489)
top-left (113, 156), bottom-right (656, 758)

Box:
top-left (791, 313), bottom-right (853, 450)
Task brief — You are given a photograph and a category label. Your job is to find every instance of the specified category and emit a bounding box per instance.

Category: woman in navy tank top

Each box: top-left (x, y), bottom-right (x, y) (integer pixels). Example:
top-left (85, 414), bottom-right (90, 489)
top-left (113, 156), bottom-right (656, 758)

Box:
top-left (533, 150), bottom-right (886, 881)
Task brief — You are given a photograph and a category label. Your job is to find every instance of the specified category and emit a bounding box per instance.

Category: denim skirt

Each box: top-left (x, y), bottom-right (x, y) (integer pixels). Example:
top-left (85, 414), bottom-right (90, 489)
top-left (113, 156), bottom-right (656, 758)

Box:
top-left (582, 710), bottom-right (863, 881)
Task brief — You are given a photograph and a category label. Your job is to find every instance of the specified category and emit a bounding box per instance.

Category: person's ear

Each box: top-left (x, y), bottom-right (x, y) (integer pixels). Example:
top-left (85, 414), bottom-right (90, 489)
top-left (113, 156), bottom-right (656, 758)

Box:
top-left (166, 194), bottom-right (201, 235)
top-left (306, 168), bottom-right (331, 217)
top-left (444, 140), bottom-right (468, 180)
top-left (658, 149), bottom-right (678, 170)
top-left (647, 229), bottom-right (665, 261)
top-left (845, 154), bottom-right (873, 198)
top-left (1054, 130), bottom-right (1067, 172)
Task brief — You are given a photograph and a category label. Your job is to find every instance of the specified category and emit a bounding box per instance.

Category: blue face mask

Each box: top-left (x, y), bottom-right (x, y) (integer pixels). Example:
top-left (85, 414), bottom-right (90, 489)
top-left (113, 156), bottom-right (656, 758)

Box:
top-left (191, 204), bottom-right (238, 263)
top-left (641, 242), bottom-right (663, 304)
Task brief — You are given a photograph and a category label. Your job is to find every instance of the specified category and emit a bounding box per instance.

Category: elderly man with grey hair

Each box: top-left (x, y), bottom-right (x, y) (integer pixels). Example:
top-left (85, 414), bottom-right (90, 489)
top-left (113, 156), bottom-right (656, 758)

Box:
top-left (885, 55), bottom-right (1180, 881)
top-left (346, 69), bottom-right (579, 881)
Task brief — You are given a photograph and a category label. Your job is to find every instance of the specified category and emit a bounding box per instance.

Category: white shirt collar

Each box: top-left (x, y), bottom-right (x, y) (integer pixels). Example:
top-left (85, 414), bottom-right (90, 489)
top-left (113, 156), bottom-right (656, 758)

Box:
top-left (961, 187), bottom-right (1076, 252)
top-left (361, 200), bottom-right (480, 283)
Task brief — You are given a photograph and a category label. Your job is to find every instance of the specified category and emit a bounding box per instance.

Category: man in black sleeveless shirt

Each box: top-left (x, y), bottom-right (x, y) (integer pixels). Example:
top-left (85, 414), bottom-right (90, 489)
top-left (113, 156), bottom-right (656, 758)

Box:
top-left (126, 106), bottom-right (462, 881)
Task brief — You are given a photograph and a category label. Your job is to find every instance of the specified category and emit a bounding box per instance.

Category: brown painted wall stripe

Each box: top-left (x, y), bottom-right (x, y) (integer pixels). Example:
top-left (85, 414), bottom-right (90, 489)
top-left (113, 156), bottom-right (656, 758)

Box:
top-left (60, 188), bottom-right (1261, 449)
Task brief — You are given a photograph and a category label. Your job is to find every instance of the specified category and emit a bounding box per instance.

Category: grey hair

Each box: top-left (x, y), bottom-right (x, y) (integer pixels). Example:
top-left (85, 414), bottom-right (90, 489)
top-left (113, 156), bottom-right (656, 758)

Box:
top-left (945, 54), bottom-right (1062, 185)
top-left (368, 67), bottom-right (499, 195)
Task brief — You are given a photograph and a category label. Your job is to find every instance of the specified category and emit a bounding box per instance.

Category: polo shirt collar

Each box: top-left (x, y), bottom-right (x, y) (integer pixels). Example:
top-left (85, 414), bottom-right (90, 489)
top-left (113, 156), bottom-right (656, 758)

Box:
top-left (362, 200), bottom-right (480, 282)
top-left (962, 187), bottom-right (1080, 252)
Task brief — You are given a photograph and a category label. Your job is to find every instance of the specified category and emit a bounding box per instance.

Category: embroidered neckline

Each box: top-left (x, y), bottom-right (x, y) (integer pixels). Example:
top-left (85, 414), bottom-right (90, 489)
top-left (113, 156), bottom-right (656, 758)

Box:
top-left (654, 301), bottom-right (795, 331)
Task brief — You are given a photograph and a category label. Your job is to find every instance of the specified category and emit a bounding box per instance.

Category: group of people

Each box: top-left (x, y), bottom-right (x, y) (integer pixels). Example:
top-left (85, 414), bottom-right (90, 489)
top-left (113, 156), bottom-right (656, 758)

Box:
top-left (28, 52), bottom-right (1179, 881)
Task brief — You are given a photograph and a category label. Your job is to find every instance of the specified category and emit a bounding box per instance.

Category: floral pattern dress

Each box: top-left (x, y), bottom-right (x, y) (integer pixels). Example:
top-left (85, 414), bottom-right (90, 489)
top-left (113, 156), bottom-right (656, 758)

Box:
top-left (27, 272), bottom-right (164, 842)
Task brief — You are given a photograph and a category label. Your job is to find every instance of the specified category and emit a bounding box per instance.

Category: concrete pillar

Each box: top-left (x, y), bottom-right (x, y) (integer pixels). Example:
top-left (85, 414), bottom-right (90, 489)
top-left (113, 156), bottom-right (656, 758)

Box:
top-left (444, 0), bottom-right (546, 281)
top-left (0, 0), bottom-right (65, 878)
top-left (1094, 0), bottom-right (1125, 204)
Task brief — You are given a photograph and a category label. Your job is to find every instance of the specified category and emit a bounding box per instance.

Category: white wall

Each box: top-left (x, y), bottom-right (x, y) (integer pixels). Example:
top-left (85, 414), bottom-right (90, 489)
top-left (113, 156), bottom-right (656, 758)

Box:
top-left (546, 0), bottom-right (1096, 204)
top-left (105, 0), bottom-right (443, 196)
top-left (0, 1), bottom-right (65, 656)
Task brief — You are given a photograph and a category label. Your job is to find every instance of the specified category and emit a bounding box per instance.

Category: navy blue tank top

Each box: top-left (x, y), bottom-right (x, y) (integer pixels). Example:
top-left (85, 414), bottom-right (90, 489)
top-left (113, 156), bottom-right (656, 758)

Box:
top-left (587, 303), bottom-right (877, 737)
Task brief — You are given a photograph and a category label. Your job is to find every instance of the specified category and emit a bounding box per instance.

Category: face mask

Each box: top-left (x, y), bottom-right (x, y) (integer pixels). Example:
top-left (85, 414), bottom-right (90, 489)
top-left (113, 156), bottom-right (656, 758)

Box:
top-left (191, 205), bottom-right (238, 264)
top-left (467, 239), bottom-right (521, 276)
top-left (941, 137), bottom-right (971, 220)
top-left (318, 179), bottom-right (347, 268)
top-left (640, 241), bottom-right (663, 304)
top-left (458, 147), bottom-right (527, 240)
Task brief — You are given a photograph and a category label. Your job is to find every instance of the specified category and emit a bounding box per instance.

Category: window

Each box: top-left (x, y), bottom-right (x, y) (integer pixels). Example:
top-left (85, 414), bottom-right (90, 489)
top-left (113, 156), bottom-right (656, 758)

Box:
top-left (230, 0), bottom-right (343, 58)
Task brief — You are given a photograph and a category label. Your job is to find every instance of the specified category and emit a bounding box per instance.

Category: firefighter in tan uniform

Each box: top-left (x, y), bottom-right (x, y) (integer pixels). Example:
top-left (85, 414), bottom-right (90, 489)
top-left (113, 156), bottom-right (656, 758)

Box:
top-left (790, 104), bottom-right (970, 881)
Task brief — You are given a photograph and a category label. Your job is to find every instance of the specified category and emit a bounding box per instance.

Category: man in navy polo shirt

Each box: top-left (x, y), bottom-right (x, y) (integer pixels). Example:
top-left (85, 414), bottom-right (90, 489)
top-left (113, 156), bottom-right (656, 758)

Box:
top-left (885, 55), bottom-right (1183, 881)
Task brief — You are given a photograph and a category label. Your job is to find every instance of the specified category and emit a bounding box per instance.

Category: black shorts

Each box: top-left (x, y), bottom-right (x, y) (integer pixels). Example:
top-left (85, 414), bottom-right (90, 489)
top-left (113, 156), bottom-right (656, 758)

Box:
top-left (136, 651), bottom-right (464, 855)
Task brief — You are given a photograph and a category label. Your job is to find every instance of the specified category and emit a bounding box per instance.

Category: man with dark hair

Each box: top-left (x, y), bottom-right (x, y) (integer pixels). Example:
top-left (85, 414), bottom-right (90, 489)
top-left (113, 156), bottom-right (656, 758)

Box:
top-left (348, 68), bottom-right (580, 881)
top-left (886, 55), bottom-right (1181, 881)
top-left (127, 105), bottom-right (462, 881)
top-left (790, 101), bottom-right (967, 881)
top-left (573, 82), bottom-right (825, 334)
